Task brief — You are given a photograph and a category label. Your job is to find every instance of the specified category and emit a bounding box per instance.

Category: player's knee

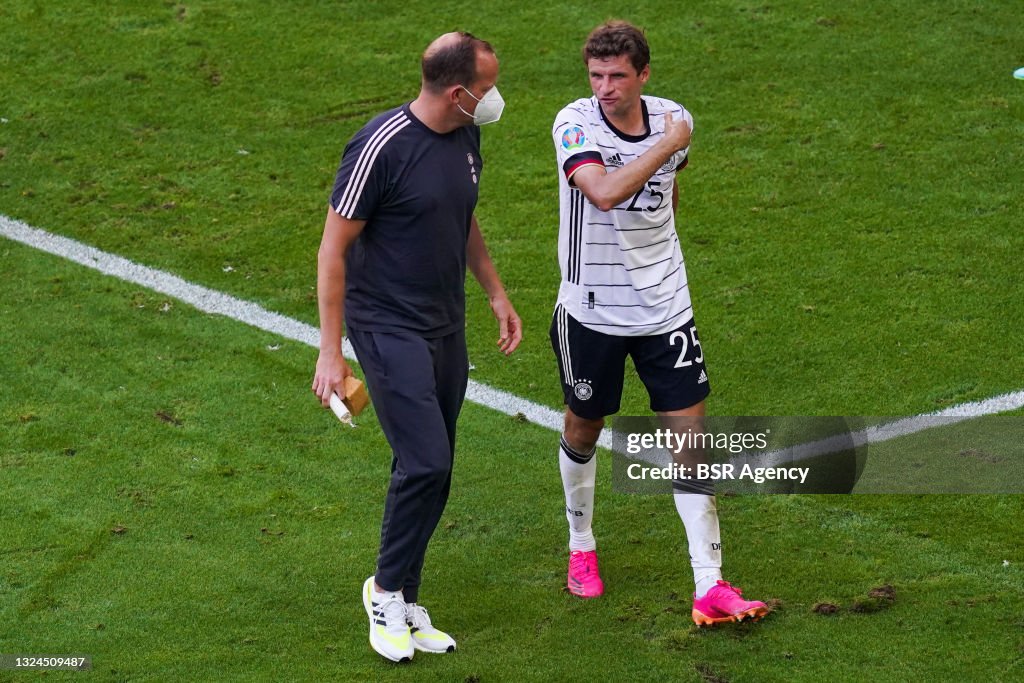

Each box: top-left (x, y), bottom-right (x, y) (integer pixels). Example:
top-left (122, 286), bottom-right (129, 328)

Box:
top-left (564, 412), bottom-right (603, 453)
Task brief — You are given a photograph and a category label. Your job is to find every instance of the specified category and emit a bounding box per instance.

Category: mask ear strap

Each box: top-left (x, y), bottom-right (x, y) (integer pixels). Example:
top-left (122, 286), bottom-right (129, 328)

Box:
top-left (458, 85), bottom-right (482, 103)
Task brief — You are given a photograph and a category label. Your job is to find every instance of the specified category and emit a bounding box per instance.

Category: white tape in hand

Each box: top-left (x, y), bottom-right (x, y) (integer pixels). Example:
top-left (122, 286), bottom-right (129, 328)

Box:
top-left (329, 392), bottom-right (355, 427)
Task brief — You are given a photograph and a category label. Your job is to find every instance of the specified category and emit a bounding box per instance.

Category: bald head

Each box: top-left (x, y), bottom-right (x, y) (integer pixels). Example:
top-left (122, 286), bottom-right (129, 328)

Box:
top-left (425, 31), bottom-right (463, 57)
top-left (421, 31), bottom-right (495, 94)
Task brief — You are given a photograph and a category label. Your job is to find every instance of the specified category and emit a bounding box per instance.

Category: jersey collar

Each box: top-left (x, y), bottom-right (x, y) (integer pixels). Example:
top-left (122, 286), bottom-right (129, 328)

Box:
top-left (597, 97), bottom-right (650, 142)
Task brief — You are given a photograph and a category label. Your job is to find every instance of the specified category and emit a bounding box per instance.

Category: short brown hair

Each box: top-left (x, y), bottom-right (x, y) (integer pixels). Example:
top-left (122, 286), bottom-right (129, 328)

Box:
top-left (421, 32), bottom-right (495, 93)
top-left (583, 21), bottom-right (650, 74)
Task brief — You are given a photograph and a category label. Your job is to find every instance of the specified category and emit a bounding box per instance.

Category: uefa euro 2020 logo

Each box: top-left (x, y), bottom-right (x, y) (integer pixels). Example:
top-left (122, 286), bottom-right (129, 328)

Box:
top-left (561, 126), bottom-right (586, 151)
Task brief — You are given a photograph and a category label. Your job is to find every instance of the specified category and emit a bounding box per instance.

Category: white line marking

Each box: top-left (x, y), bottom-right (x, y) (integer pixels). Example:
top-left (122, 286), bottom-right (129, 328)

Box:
top-left (731, 411), bottom-right (1024, 472)
top-left (3, 213), bottom-right (1023, 452)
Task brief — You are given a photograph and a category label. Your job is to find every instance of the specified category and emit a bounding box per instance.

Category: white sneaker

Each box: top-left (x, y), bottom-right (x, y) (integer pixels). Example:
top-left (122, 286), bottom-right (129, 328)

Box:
top-left (407, 603), bottom-right (457, 653)
top-left (362, 577), bottom-right (414, 662)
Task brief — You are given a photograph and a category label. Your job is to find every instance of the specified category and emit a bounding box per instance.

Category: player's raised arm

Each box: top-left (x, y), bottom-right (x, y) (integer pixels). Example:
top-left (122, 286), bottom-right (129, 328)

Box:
top-left (571, 112), bottom-right (690, 212)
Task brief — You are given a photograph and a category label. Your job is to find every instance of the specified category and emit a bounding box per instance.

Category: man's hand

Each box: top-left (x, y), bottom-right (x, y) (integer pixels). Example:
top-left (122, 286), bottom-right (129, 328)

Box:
top-left (571, 111), bottom-right (692, 212)
top-left (490, 294), bottom-right (522, 355)
top-left (312, 350), bottom-right (354, 407)
top-left (662, 112), bottom-right (692, 152)
top-left (466, 215), bottom-right (522, 355)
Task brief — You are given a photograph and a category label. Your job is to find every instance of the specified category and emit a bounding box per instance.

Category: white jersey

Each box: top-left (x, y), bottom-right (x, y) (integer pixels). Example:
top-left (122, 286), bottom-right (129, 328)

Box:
top-left (553, 95), bottom-right (694, 336)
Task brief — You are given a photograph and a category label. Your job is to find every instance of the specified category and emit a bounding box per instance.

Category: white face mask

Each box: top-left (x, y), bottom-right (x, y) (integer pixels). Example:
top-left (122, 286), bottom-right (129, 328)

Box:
top-left (457, 85), bottom-right (505, 125)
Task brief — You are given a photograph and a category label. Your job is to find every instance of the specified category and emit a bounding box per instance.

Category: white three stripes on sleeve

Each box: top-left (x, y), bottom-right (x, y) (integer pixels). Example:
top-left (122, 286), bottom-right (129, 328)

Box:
top-left (335, 111), bottom-right (410, 218)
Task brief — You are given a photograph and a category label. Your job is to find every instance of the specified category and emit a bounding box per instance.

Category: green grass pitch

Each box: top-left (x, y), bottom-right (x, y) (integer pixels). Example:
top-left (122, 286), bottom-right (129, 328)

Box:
top-left (2, 1), bottom-right (1023, 680)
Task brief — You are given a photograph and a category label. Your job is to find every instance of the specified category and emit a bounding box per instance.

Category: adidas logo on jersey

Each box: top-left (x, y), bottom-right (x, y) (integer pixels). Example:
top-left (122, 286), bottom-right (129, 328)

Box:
top-left (604, 153), bottom-right (623, 167)
top-left (697, 369), bottom-right (708, 384)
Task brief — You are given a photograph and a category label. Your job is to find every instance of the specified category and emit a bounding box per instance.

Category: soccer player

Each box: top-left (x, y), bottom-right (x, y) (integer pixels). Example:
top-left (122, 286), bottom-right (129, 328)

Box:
top-left (550, 21), bottom-right (768, 625)
top-left (313, 32), bottom-right (522, 662)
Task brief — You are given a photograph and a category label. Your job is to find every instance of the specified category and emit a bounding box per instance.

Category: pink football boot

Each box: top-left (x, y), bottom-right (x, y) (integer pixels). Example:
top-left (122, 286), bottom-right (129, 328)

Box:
top-left (691, 580), bottom-right (769, 626)
top-left (567, 550), bottom-right (604, 598)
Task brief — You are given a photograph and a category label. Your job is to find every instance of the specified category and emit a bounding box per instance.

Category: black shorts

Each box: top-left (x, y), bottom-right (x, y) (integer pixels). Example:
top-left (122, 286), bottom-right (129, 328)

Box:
top-left (549, 306), bottom-right (711, 420)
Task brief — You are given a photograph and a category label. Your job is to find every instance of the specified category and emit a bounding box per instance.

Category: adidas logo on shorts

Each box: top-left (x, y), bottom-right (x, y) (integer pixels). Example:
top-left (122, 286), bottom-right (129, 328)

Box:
top-left (697, 369), bottom-right (708, 384)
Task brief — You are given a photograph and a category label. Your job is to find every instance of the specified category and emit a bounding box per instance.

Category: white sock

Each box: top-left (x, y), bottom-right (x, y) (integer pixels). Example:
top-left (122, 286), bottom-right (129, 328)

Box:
top-left (559, 436), bottom-right (597, 552)
top-left (673, 492), bottom-right (723, 597)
